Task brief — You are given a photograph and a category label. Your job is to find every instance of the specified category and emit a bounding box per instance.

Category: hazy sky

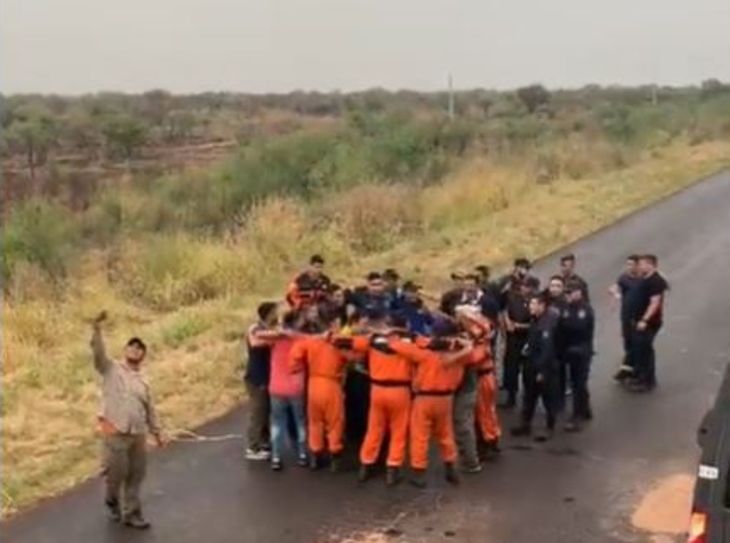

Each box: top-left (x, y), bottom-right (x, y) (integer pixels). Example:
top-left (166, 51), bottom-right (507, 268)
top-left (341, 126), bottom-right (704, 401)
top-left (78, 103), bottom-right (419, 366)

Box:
top-left (2, 0), bottom-right (729, 95)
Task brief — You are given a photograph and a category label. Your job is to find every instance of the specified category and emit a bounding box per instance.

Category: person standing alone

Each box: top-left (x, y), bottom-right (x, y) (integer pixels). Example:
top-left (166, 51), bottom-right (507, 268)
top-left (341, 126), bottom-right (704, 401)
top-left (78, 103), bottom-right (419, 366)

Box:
top-left (91, 311), bottom-right (167, 529)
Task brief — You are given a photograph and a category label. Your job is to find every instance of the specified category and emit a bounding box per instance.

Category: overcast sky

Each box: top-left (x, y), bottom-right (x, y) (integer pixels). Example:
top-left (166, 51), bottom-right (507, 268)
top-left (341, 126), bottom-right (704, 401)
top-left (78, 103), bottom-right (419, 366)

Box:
top-left (2, 0), bottom-right (729, 95)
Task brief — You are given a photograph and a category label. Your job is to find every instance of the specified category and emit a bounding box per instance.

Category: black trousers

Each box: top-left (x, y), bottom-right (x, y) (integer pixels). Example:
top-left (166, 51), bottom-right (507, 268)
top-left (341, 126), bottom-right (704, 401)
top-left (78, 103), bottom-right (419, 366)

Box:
top-left (630, 325), bottom-right (660, 386)
top-left (521, 367), bottom-right (558, 429)
top-left (565, 350), bottom-right (592, 419)
top-left (503, 332), bottom-right (528, 394)
top-left (621, 318), bottom-right (633, 366)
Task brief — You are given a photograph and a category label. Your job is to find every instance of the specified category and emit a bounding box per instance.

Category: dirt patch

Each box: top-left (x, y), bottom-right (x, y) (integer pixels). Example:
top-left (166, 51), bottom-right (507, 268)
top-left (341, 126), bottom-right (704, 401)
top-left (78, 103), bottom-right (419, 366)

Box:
top-left (631, 473), bottom-right (693, 535)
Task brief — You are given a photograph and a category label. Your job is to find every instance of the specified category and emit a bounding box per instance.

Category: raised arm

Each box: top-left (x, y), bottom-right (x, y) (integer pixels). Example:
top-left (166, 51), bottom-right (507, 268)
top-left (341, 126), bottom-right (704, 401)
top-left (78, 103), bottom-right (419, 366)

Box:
top-left (90, 311), bottom-right (113, 374)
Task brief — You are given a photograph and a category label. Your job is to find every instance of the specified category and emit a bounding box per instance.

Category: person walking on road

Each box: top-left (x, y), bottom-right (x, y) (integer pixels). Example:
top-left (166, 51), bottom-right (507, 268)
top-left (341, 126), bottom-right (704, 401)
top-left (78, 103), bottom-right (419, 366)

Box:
top-left (627, 254), bottom-right (669, 392)
top-left (560, 281), bottom-right (595, 431)
top-left (609, 255), bottom-right (642, 382)
top-left (91, 311), bottom-right (167, 530)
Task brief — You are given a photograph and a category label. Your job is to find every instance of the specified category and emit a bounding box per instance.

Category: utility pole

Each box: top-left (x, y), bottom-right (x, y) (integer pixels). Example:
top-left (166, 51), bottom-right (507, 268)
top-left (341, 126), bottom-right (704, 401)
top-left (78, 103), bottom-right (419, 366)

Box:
top-left (448, 73), bottom-right (455, 121)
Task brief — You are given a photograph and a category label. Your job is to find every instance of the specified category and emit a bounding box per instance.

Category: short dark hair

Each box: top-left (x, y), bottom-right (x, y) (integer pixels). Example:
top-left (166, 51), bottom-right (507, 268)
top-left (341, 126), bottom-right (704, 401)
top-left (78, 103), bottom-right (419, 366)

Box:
top-left (475, 265), bottom-right (490, 275)
top-left (627, 254), bottom-right (640, 263)
top-left (463, 273), bottom-right (479, 283)
top-left (560, 253), bottom-right (576, 263)
top-left (450, 272), bottom-right (465, 281)
top-left (126, 337), bottom-right (147, 352)
top-left (525, 276), bottom-right (541, 289)
top-left (257, 301), bottom-right (278, 321)
top-left (310, 254), bottom-right (325, 265)
top-left (549, 274), bottom-right (565, 284)
top-left (367, 271), bottom-right (383, 282)
top-left (514, 258), bottom-right (531, 269)
top-left (565, 280), bottom-right (583, 293)
top-left (383, 268), bottom-right (400, 281)
top-left (639, 254), bottom-right (658, 266)
top-left (529, 293), bottom-right (548, 305)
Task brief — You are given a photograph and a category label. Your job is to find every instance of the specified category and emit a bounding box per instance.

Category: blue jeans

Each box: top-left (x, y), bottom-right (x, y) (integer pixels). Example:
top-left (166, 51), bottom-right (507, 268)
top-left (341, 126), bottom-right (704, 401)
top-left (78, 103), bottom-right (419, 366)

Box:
top-left (270, 395), bottom-right (307, 461)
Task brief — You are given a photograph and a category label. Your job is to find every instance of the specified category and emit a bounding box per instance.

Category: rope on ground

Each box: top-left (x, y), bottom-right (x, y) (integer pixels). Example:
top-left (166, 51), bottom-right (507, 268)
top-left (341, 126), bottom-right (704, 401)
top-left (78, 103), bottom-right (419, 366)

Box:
top-left (169, 429), bottom-right (245, 443)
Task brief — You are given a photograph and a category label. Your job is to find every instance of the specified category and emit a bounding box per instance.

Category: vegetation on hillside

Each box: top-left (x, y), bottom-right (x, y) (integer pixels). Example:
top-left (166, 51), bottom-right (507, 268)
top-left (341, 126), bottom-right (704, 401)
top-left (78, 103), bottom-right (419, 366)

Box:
top-left (2, 81), bottom-right (730, 515)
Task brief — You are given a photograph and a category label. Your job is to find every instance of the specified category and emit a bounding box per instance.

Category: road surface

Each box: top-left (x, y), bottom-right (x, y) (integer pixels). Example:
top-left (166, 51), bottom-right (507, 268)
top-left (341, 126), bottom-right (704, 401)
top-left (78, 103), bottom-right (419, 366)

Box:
top-left (4, 171), bottom-right (730, 543)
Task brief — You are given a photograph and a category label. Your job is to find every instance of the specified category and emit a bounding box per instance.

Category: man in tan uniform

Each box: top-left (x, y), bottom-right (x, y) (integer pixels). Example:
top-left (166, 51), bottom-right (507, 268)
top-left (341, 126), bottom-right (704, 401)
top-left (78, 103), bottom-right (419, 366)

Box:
top-left (91, 311), bottom-right (166, 529)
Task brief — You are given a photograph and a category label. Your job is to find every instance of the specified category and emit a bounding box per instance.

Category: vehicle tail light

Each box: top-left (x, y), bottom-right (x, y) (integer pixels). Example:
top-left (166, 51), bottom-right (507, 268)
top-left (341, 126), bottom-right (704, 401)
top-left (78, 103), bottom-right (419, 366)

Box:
top-left (687, 509), bottom-right (707, 543)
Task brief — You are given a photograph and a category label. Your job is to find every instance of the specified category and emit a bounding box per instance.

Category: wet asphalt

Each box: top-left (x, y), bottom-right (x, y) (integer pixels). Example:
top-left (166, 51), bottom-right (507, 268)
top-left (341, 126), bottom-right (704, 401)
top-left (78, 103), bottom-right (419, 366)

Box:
top-left (3, 170), bottom-right (730, 543)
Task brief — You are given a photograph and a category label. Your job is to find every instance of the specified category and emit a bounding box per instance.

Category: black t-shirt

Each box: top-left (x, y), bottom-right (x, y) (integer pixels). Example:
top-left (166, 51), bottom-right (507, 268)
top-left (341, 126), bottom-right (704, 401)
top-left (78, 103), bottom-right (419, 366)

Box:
top-left (505, 291), bottom-right (531, 328)
top-left (632, 272), bottom-right (669, 326)
top-left (616, 272), bottom-right (642, 321)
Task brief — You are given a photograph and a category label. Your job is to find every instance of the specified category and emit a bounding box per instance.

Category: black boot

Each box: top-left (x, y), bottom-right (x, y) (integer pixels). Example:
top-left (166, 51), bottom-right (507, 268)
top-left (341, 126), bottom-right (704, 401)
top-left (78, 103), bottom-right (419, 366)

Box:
top-left (410, 469), bottom-right (427, 488)
top-left (499, 392), bottom-right (517, 409)
top-left (309, 453), bottom-right (322, 471)
top-left (510, 423), bottom-right (531, 437)
top-left (358, 464), bottom-right (373, 483)
top-left (386, 467), bottom-right (402, 487)
top-left (105, 498), bottom-right (121, 523)
top-left (444, 462), bottom-right (460, 485)
top-left (484, 439), bottom-right (501, 461)
top-left (330, 453), bottom-right (342, 473)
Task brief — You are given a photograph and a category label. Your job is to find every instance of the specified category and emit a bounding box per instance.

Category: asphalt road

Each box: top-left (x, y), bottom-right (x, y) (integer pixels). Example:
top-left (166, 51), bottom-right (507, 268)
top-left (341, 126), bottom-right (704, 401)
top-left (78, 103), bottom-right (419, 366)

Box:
top-left (4, 171), bottom-right (730, 543)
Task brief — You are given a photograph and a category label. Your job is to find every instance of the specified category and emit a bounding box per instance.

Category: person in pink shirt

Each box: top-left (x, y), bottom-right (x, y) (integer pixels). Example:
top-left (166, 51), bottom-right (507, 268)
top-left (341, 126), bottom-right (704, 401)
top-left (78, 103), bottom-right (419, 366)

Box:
top-left (268, 312), bottom-right (307, 471)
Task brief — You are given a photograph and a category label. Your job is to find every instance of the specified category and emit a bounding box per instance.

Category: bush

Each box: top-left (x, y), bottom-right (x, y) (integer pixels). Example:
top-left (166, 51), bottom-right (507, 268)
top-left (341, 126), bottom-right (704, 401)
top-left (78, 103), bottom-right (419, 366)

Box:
top-left (1, 200), bottom-right (81, 287)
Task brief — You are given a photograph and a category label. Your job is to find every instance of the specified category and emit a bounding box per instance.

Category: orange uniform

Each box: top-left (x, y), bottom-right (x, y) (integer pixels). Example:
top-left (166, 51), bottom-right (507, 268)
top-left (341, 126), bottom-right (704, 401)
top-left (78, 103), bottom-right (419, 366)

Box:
top-left (461, 316), bottom-right (502, 443)
top-left (388, 338), bottom-right (463, 471)
top-left (289, 335), bottom-right (348, 455)
top-left (351, 335), bottom-right (414, 468)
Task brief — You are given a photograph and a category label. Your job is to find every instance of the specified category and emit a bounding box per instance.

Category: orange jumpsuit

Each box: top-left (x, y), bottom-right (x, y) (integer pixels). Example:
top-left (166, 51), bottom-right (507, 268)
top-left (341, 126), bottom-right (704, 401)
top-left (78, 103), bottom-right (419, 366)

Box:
top-left (289, 335), bottom-right (348, 455)
top-left (351, 335), bottom-right (414, 468)
top-left (461, 317), bottom-right (502, 443)
top-left (388, 338), bottom-right (463, 471)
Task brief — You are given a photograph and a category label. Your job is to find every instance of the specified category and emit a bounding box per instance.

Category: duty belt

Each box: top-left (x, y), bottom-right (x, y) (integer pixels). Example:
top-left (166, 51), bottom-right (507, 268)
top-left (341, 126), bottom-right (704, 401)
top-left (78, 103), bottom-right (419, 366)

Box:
top-left (370, 378), bottom-right (411, 388)
top-left (415, 389), bottom-right (454, 397)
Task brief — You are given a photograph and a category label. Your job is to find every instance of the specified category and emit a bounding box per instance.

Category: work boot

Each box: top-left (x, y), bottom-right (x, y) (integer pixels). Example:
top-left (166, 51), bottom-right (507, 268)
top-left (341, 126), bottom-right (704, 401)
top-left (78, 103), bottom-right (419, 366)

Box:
top-left (444, 462), bottom-right (460, 485)
top-left (123, 511), bottom-right (151, 530)
top-left (534, 427), bottom-right (554, 443)
top-left (329, 453), bottom-right (342, 473)
top-left (498, 393), bottom-right (516, 409)
top-left (510, 423), bottom-right (531, 437)
top-left (358, 464), bottom-right (373, 483)
top-left (309, 453), bottom-right (322, 471)
top-left (386, 467), bottom-right (402, 487)
top-left (483, 439), bottom-right (501, 461)
top-left (564, 419), bottom-right (582, 433)
top-left (105, 498), bottom-right (121, 523)
top-left (410, 469), bottom-right (427, 489)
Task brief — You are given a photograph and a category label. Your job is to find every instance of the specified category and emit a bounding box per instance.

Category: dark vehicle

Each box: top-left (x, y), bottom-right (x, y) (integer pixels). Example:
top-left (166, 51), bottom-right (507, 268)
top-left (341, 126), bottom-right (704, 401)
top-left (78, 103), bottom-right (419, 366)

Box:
top-left (689, 363), bottom-right (730, 543)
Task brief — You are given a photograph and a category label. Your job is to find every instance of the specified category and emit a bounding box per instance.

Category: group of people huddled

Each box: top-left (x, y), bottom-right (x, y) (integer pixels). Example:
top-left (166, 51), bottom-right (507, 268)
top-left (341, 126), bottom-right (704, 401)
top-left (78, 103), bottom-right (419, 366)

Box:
top-left (242, 253), bottom-right (602, 487)
top-left (88, 251), bottom-right (668, 528)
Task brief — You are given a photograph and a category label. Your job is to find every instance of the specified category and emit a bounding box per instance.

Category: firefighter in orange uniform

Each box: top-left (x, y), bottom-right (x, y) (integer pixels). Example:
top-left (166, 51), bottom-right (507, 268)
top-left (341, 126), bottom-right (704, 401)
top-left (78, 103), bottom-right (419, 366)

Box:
top-left (456, 307), bottom-right (502, 461)
top-left (289, 312), bottom-right (348, 471)
top-left (387, 330), bottom-right (471, 488)
top-left (337, 315), bottom-right (414, 486)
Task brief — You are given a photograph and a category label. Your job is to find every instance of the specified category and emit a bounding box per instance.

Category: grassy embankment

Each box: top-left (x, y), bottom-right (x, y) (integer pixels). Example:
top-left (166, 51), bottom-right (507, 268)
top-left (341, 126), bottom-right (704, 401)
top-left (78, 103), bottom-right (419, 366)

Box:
top-left (3, 137), bottom-right (729, 516)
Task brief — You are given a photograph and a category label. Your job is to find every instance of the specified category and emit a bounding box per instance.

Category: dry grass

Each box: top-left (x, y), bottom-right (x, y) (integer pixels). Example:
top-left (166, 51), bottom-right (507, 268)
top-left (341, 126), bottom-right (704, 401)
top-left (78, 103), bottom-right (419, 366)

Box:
top-left (2, 139), bottom-right (730, 517)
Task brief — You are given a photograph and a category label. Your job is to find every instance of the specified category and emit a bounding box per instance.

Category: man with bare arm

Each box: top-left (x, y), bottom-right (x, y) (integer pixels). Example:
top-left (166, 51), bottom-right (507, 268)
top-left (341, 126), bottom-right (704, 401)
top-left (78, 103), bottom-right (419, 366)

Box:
top-left (91, 311), bottom-right (167, 529)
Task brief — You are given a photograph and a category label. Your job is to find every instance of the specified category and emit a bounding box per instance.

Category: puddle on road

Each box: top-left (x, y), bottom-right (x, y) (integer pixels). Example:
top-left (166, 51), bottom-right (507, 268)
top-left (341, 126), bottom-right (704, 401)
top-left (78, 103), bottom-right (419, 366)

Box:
top-left (631, 473), bottom-right (693, 536)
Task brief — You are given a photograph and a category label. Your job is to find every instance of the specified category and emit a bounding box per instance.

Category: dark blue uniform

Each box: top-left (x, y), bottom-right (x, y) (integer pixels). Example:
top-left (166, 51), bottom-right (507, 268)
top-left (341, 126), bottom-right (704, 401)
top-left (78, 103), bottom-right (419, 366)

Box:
top-left (616, 272), bottom-right (642, 366)
top-left (522, 311), bottom-right (560, 430)
top-left (560, 300), bottom-right (595, 420)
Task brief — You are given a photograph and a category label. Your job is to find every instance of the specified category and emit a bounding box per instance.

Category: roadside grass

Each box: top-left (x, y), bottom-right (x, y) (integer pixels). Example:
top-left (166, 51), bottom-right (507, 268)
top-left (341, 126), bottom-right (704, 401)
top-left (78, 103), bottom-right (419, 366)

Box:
top-left (2, 139), bottom-right (730, 517)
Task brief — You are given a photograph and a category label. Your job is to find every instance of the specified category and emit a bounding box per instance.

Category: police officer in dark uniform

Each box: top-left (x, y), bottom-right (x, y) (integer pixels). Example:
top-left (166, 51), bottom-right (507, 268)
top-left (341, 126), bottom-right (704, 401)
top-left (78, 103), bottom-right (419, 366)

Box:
top-left (511, 293), bottom-right (560, 442)
top-left (544, 274), bottom-right (569, 410)
top-left (560, 281), bottom-right (595, 432)
top-left (499, 277), bottom-right (535, 408)
top-left (559, 254), bottom-right (590, 302)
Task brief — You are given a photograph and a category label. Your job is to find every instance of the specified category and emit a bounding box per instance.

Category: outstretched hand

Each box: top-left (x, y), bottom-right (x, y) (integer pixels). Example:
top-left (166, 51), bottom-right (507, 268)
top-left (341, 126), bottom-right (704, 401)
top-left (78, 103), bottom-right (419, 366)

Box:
top-left (93, 311), bottom-right (108, 326)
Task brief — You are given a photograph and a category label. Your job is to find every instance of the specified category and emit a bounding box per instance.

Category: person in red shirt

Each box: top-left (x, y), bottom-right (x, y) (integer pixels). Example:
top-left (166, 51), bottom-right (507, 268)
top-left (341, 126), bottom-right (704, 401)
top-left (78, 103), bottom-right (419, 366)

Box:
top-left (289, 311), bottom-right (349, 471)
